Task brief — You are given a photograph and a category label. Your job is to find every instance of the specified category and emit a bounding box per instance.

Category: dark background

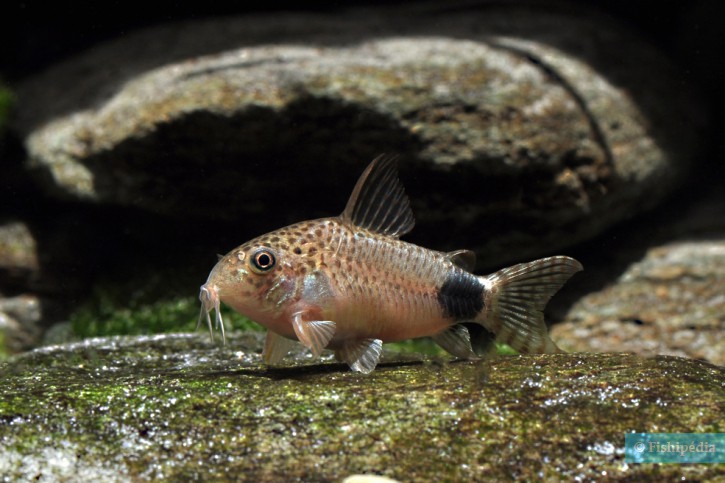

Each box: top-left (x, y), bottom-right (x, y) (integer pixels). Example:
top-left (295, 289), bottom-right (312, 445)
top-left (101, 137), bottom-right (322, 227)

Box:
top-left (1, 1), bottom-right (722, 82)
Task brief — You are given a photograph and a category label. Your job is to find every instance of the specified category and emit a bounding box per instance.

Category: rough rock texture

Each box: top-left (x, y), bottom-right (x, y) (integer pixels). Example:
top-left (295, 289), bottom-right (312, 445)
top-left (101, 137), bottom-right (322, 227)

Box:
top-left (551, 189), bottom-right (725, 366)
top-left (15, 2), bottom-right (699, 267)
top-left (0, 294), bottom-right (41, 352)
top-left (0, 222), bottom-right (41, 351)
top-left (554, 238), bottom-right (725, 365)
top-left (0, 221), bottom-right (38, 286)
top-left (1, 333), bottom-right (722, 481)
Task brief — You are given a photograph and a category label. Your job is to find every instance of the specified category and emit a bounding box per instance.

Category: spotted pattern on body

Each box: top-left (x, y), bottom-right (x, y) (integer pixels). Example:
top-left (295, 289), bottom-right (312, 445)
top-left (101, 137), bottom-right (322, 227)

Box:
top-left (199, 155), bottom-right (583, 373)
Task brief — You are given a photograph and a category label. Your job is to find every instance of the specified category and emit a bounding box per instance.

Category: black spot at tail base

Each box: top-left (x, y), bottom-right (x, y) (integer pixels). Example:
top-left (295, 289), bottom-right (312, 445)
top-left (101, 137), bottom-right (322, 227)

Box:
top-left (437, 271), bottom-right (484, 320)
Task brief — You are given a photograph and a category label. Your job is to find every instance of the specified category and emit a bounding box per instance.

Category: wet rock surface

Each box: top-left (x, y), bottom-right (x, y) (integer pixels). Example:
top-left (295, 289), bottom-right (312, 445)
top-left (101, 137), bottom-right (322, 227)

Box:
top-left (1, 333), bottom-right (722, 481)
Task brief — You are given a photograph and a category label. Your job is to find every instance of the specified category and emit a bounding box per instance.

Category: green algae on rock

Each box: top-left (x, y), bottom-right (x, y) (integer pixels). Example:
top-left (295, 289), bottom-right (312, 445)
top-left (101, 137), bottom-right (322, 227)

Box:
top-left (1, 333), bottom-right (722, 481)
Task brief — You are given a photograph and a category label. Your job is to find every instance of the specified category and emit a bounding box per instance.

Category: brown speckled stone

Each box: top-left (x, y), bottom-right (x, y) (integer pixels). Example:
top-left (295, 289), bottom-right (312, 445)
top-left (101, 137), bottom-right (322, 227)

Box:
top-left (551, 190), bottom-right (725, 366)
top-left (553, 238), bottom-right (725, 365)
top-left (16, 2), bottom-right (700, 267)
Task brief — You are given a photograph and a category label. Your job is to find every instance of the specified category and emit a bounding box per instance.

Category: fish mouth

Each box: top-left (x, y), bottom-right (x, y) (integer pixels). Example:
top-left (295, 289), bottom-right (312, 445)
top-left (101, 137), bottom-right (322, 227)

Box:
top-left (199, 283), bottom-right (226, 344)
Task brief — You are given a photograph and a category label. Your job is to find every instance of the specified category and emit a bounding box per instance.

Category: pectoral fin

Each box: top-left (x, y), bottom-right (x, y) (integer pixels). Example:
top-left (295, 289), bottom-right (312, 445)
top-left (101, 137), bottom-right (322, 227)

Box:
top-left (292, 312), bottom-right (336, 357)
top-left (432, 325), bottom-right (478, 359)
top-left (335, 338), bottom-right (383, 374)
top-left (263, 331), bottom-right (298, 365)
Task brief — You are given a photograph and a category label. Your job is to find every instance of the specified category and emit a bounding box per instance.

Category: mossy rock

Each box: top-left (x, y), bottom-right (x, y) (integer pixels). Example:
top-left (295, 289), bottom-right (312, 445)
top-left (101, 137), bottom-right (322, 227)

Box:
top-left (0, 333), bottom-right (722, 481)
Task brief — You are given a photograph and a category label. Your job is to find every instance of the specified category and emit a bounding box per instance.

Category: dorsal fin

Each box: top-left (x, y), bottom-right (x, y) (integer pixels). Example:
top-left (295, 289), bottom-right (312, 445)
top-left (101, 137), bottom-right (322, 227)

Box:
top-left (340, 154), bottom-right (415, 238)
top-left (446, 249), bottom-right (477, 271)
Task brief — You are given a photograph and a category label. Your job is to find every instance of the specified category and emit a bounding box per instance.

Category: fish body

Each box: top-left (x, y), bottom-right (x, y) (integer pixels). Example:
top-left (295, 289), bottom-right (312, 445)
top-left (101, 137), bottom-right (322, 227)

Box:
top-left (200, 155), bottom-right (582, 373)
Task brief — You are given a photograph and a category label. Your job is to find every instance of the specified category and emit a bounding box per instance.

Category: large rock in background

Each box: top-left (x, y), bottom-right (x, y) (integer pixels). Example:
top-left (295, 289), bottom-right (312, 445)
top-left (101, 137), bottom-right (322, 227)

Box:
top-left (15, 3), bottom-right (698, 261)
top-left (0, 1), bottom-right (716, 357)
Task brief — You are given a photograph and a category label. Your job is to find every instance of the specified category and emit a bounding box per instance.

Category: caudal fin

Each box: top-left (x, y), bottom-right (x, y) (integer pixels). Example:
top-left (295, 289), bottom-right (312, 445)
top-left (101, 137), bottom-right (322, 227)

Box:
top-left (480, 256), bottom-right (582, 354)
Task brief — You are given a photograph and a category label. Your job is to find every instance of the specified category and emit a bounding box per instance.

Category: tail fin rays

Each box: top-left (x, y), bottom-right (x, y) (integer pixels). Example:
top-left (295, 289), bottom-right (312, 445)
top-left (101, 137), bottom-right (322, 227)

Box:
top-left (481, 256), bottom-right (582, 354)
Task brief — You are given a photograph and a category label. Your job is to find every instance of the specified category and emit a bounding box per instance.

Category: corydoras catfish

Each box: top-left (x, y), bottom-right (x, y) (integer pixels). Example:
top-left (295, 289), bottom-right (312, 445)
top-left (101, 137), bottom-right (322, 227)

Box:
top-left (200, 155), bottom-right (582, 373)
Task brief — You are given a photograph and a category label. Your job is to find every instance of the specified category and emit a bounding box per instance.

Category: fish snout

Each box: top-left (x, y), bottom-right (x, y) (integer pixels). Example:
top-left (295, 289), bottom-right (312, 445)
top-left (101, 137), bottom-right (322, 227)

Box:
top-left (198, 283), bottom-right (226, 343)
top-left (199, 283), bottom-right (218, 312)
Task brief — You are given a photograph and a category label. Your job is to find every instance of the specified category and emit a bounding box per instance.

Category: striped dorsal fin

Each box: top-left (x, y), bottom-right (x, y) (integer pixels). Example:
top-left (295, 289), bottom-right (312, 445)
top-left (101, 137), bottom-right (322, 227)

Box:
top-left (340, 154), bottom-right (415, 238)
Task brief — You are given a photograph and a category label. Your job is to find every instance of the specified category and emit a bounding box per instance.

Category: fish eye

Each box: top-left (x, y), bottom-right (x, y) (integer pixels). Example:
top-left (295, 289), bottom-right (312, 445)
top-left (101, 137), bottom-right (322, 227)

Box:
top-left (250, 249), bottom-right (276, 274)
